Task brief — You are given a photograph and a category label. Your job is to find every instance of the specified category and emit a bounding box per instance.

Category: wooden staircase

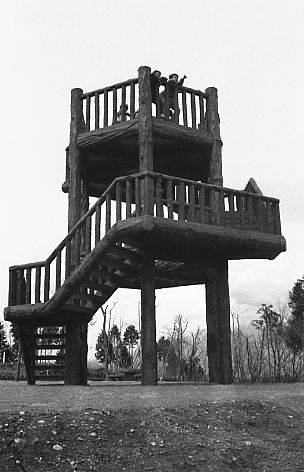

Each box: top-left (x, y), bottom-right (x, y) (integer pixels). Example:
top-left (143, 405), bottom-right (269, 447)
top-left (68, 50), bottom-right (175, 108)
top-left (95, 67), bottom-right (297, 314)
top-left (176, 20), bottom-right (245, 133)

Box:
top-left (4, 171), bottom-right (285, 384)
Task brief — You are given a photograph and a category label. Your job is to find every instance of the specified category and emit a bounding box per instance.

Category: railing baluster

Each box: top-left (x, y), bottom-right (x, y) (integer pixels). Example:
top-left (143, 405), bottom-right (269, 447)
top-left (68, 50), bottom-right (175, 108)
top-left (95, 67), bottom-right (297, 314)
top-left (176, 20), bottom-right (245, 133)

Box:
top-left (121, 85), bottom-right (126, 121)
top-left (116, 181), bottom-right (122, 222)
top-left (17, 269), bottom-right (24, 305)
top-left (56, 252), bottom-right (61, 290)
top-left (75, 228), bottom-right (81, 266)
top-left (191, 93), bottom-right (196, 129)
top-left (272, 202), bottom-right (282, 235)
top-left (236, 194), bottom-right (245, 229)
top-left (135, 177), bottom-right (141, 216)
top-left (166, 179), bottom-right (173, 219)
top-left (35, 266), bottom-right (41, 303)
top-left (25, 268), bottom-right (31, 304)
top-left (178, 182), bottom-right (186, 220)
top-left (44, 264), bottom-right (50, 302)
top-left (8, 270), bottom-right (18, 306)
top-left (256, 199), bottom-right (264, 232)
top-left (95, 203), bottom-right (101, 243)
top-left (164, 84), bottom-right (170, 119)
top-left (247, 196), bottom-right (254, 230)
top-left (104, 90), bottom-right (108, 127)
top-left (198, 186), bottom-right (206, 224)
top-left (173, 87), bottom-right (179, 123)
top-left (155, 177), bottom-right (163, 217)
top-left (199, 94), bottom-right (205, 130)
top-left (65, 239), bottom-right (71, 279)
top-left (130, 81), bottom-right (135, 119)
top-left (95, 92), bottom-right (100, 129)
top-left (188, 184), bottom-right (196, 221)
top-left (266, 201), bottom-right (272, 233)
top-left (126, 179), bottom-right (132, 218)
top-left (112, 88), bottom-right (117, 124)
top-left (85, 216), bottom-right (92, 254)
top-left (86, 96), bottom-right (91, 131)
top-left (106, 194), bottom-right (111, 231)
top-left (182, 90), bottom-right (187, 127)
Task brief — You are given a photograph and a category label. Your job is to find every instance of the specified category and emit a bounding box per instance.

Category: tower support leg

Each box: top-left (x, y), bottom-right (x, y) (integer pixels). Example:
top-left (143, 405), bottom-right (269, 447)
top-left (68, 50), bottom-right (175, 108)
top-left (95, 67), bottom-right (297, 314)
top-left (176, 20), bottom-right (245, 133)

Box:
top-left (19, 325), bottom-right (35, 385)
top-left (140, 255), bottom-right (157, 386)
top-left (205, 260), bottom-right (232, 384)
top-left (64, 322), bottom-right (88, 385)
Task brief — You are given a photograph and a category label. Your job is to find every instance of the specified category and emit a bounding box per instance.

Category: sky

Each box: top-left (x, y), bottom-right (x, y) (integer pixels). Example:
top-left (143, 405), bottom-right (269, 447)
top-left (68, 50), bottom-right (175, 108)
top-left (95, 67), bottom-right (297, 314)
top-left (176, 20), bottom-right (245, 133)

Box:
top-left (1, 1), bottom-right (304, 356)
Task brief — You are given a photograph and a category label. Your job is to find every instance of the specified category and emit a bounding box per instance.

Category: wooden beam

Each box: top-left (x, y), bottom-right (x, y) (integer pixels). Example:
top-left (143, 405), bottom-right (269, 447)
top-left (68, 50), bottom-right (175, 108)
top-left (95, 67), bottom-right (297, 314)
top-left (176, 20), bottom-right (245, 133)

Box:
top-left (205, 87), bottom-right (223, 187)
top-left (138, 66), bottom-right (153, 172)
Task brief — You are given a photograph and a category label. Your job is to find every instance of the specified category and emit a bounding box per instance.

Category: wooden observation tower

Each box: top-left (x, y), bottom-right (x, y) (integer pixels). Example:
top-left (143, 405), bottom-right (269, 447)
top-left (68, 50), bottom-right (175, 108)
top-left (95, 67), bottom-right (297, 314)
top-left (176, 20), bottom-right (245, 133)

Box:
top-left (4, 66), bottom-right (286, 385)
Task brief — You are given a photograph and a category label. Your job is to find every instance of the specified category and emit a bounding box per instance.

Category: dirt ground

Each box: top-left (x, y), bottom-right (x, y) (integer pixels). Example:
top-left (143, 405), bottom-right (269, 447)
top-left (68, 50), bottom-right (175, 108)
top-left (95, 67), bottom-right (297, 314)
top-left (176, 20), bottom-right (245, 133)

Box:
top-left (0, 381), bottom-right (303, 471)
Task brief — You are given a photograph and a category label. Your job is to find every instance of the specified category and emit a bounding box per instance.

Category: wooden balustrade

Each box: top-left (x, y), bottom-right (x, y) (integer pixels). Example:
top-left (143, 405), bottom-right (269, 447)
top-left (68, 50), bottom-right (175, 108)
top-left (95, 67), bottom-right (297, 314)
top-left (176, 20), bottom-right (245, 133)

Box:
top-left (8, 172), bottom-right (282, 308)
top-left (81, 77), bottom-right (207, 132)
top-left (81, 78), bottom-right (139, 131)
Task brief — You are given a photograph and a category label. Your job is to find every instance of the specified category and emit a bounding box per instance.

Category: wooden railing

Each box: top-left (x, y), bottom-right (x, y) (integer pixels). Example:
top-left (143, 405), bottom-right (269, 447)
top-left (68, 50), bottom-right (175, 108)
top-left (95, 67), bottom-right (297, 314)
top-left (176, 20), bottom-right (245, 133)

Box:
top-left (81, 78), bottom-right (139, 131)
top-left (8, 172), bottom-right (281, 307)
top-left (81, 78), bottom-right (207, 132)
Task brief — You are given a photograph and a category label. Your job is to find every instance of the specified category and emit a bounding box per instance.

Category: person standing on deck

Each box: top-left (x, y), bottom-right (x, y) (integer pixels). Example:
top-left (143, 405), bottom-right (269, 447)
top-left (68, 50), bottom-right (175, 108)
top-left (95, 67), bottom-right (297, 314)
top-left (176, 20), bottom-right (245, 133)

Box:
top-left (159, 73), bottom-right (187, 120)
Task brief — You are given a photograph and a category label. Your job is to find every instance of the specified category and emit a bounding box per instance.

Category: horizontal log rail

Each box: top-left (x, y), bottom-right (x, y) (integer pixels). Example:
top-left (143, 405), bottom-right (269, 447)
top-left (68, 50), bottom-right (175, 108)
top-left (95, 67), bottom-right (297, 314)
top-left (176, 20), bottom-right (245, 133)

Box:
top-left (80, 77), bottom-right (208, 132)
top-left (8, 172), bottom-right (282, 308)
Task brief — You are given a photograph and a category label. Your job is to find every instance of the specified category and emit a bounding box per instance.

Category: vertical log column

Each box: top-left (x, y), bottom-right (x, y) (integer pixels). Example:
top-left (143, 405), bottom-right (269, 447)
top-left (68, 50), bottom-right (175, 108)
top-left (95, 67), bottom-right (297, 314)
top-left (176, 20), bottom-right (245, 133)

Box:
top-left (205, 88), bottom-right (232, 383)
top-left (141, 255), bottom-right (157, 385)
top-left (66, 88), bottom-right (88, 385)
top-left (138, 66), bottom-right (157, 385)
top-left (205, 260), bottom-right (233, 384)
top-left (65, 323), bottom-right (88, 385)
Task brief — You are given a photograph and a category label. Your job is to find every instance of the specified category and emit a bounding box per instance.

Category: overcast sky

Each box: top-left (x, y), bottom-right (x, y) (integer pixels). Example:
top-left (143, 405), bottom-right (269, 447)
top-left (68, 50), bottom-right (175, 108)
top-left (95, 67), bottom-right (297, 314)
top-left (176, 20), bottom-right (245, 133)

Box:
top-left (1, 1), bottom-right (303, 354)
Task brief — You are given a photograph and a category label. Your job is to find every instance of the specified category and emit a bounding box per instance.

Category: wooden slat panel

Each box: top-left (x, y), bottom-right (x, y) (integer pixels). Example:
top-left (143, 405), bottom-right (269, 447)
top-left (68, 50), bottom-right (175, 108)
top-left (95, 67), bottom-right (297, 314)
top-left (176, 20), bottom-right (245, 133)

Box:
top-left (94, 92), bottom-right (100, 129)
top-left (25, 268), bottom-right (31, 304)
top-left (272, 202), bottom-right (282, 235)
top-left (85, 96), bottom-right (91, 131)
top-left (55, 252), bottom-right (61, 290)
top-left (103, 90), bottom-right (108, 127)
top-left (182, 90), bottom-right (188, 127)
top-left (266, 201), bottom-right (272, 233)
top-left (35, 266), bottom-right (41, 303)
top-left (256, 199), bottom-right (264, 232)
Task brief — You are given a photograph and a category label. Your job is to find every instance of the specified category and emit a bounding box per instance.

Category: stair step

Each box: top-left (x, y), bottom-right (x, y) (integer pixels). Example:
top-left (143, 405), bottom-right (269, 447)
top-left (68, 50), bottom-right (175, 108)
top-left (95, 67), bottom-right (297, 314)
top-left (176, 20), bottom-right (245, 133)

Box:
top-left (100, 257), bottom-right (133, 272)
top-left (34, 363), bottom-right (64, 370)
top-left (72, 292), bottom-right (104, 304)
top-left (35, 375), bottom-right (64, 381)
top-left (109, 245), bottom-right (142, 262)
top-left (34, 333), bottom-right (65, 339)
top-left (35, 344), bottom-right (66, 350)
top-left (35, 355), bottom-right (64, 361)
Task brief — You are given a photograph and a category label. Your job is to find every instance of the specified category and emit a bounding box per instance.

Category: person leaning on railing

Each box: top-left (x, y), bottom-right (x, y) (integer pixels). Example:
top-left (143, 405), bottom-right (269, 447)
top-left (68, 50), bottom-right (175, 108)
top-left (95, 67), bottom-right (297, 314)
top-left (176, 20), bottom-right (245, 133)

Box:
top-left (150, 70), bottom-right (167, 105)
top-left (159, 73), bottom-right (187, 120)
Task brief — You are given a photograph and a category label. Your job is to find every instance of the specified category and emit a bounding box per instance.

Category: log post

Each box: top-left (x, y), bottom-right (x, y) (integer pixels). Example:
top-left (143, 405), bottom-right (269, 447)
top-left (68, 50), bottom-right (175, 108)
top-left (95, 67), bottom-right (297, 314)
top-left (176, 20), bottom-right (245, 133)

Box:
top-left (18, 325), bottom-right (35, 385)
top-left (140, 253), bottom-right (157, 386)
top-left (64, 322), bottom-right (88, 385)
top-left (205, 87), bottom-right (223, 187)
top-left (205, 260), bottom-right (233, 384)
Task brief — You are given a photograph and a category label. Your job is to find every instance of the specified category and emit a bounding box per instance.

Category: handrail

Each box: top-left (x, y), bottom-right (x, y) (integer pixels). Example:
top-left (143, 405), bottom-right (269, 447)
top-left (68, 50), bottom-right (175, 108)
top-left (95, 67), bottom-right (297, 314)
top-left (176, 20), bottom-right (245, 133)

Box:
top-left (8, 172), bottom-right (282, 308)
